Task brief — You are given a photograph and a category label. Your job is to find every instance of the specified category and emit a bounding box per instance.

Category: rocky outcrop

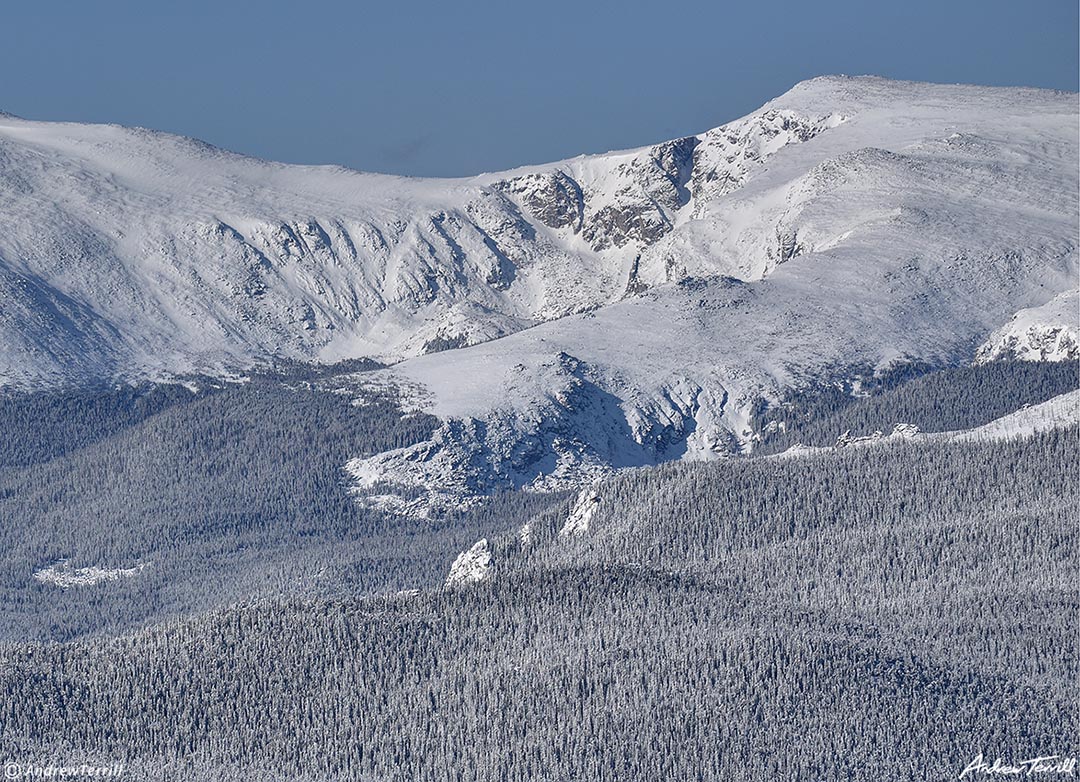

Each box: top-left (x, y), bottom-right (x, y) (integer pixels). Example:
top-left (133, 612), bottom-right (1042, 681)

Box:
top-left (445, 539), bottom-right (491, 587)
top-left (498, 171), bottom-right (583, 232)
top-left (976, 290), bottom-right (1079, 364)
top-left (560, 486), bottom-right (601, 537)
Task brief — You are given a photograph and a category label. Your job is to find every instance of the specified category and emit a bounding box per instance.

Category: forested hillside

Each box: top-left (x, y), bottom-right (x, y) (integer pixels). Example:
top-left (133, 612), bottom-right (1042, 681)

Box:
top-left (0, 360), bottom-right (1074, 645)
top-left (0, 8), bottom-right (1076, 778)
top-left (2, 424), bottom-right (1075, 781)
top-left (0, 373), bottom-right (559, 641)
top-left (753, 359), bottom-right (1078, 452)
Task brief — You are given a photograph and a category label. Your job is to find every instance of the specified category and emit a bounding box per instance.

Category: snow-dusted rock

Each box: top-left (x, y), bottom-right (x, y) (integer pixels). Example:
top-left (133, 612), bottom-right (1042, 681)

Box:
top-left (1, 77), bottom-right (1076, 508)
top-left (890, 423), bottom-right (921, 439)
top-left (445, 539), bottom-right (492, 587)
top-left (976, 289), bottom-right (1079, 364)
top-left (33, 560), bottom-right (149, 588)
top-left (837, 422), bottom-right (920, 447)
top-left (836, 429), bottom-right (885, 447)
top-left (560, 486), bottom-right (601, 537)
top-left (370, 78), bottom-right (1077, 501)
top-left (4, 76), bottom-right (1072, 389)
top-left (0, 85), bottom-right (842, 384)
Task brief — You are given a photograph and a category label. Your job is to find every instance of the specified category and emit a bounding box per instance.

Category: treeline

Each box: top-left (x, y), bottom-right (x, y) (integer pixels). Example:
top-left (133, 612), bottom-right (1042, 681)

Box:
top-left (753, 359), bottom-right (1078, 452)
top-left (1, 429), bottom-right (1075, 781)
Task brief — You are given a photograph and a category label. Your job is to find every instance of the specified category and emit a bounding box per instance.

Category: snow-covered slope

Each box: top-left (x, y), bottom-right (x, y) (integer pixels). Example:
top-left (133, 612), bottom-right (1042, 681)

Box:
top-left (0, 80), bottom-right (854, 384)
top-left (3, 76), bottom-right (1071, 386)
top-left (341, 78), bottom-right (1078, 508)
top-left (2, 76), bottom-right (1077, 505)
top-left (949, 389), bottom-right (1079, 441)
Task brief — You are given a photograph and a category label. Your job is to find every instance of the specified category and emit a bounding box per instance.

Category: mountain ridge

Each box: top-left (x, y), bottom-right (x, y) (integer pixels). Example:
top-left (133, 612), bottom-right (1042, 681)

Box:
top-left (0, 75), bottom-right (1074, 386)
top-left (1, 75), bottom-right (1077, 503)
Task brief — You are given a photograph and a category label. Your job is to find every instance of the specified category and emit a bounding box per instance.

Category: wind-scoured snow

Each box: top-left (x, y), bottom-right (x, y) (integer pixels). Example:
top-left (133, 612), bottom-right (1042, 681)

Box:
top-left (0, 80), bottom-right (852, 385)
top-left (5, 76), bottom-right (1070, 387)
top-left (353, 78), bottom-right (1077, 506)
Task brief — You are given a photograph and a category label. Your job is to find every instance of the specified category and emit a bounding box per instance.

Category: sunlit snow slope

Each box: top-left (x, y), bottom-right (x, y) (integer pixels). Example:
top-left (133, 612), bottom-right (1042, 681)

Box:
top-left (345, 78), bottom-right (1078, 507)
top-left (1, 77), bottom-right (1077, 504)
top-left (0, 79), bottom-right (848, 383)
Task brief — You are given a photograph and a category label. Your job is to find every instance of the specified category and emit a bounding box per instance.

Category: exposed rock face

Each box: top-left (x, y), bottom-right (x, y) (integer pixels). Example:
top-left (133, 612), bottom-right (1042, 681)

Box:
top-left (499, 136), bottom-right (699, 252)
top-left (579, 136), bottom-right (699, 251)
top-left (495, 111), bottom-right (841, 257)
top-left (445, 539), bottom-right (491, 587)
top-left (345, 348), bottom-right (724, 516)
top-left (689, 109), bottom-right (846, 214)
top-left (836, 429), bottom-right (885, 447)
top-left (836, 423), bottom-right (921, 448)
top-left (0, 76), bottom-right (861, 384)
top-left (560, 487), bottom-right (601, 537)
top-left (976, 290), bottom-right (1079, 364)
top-left (891, 423), bottom-right (921, 439)
top-left (1, 77), bottom-right (1077, 516)
top-left (982, 326), bottom-right (1079, 363)
top-left (498, 171), bottom-right (583, 232)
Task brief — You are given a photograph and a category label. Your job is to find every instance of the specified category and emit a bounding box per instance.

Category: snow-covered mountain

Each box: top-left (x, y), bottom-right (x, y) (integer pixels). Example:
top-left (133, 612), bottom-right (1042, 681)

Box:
top-left (0, 82), bottom-right (846, 383)
top-left (2, 76), bottom-right (1077, 506)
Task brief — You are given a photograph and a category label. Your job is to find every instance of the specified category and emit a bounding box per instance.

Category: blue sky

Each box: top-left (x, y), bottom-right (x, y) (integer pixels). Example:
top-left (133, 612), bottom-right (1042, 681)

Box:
top-left (2, 0), bottom-right (1076, 177)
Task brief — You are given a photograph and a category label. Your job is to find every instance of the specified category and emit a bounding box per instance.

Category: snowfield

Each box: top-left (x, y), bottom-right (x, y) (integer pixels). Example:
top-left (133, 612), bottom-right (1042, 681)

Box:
top-left (948, 389), bottom-right (1080, 441)
top-left (1, 76), bottom-right (1077, 506)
